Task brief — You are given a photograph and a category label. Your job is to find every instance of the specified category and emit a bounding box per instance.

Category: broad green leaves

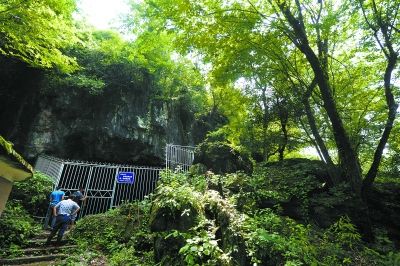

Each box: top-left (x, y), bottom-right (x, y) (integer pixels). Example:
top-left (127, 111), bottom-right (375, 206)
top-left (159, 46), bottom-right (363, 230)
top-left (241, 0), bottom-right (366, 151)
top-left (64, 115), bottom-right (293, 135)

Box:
top-left (136, 0), bottom-right (398, 170)
top-left (0, 0), bottom-right (78, 72)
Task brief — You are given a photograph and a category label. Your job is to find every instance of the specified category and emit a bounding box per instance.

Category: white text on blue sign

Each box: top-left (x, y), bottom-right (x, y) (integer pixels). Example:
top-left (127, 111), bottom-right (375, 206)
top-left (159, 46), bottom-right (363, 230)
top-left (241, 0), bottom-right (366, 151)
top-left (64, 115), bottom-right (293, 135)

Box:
top-left (117, 172), bottom-right (135, 184)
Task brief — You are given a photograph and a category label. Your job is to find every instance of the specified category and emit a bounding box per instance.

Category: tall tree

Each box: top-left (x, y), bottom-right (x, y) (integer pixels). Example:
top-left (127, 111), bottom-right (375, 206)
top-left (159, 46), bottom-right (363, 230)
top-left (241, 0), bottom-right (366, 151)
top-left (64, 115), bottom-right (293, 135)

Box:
top-left (134, 0), bottom-right (399, 198)
top-left (357, 0), bottom-right (399, 195)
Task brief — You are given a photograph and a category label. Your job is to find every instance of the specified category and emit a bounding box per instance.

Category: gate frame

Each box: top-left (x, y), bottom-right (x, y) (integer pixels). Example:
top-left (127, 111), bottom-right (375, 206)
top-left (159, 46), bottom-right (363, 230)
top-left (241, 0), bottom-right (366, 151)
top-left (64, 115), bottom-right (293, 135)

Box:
top-left (165, 143), bottom-right (195, 173)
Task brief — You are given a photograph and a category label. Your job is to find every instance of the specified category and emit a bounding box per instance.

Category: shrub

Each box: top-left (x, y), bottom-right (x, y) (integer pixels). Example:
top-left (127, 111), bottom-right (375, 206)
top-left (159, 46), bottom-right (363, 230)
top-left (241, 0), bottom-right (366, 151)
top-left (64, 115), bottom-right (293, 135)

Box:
top-left (68, 201), bottom-right (155, 265)
top-left (0, 172), bottom-right (50, 256)
top-left (243, 209), bottom-right (316, 265)
top-left (9, 171), bottom-right (53, 217)
top-left (0, 201), bottom-right (40, 256)
top-left (109, 246), bottom-right (145, 266)
top-left (71, 203), bottom-right (144, 253)
top-left (193, 140), bottom-right (253, 175)
top-left (179, 224), bottom-right (231, 266)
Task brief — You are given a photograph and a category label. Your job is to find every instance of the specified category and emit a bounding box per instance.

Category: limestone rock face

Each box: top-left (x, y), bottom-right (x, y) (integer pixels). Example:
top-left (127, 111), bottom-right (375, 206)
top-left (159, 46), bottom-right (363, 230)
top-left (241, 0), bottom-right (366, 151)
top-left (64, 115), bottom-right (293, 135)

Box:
top-left (23, 84), bottom-right (193, 165)
top-left (0, 58), bottom-right (196, 165)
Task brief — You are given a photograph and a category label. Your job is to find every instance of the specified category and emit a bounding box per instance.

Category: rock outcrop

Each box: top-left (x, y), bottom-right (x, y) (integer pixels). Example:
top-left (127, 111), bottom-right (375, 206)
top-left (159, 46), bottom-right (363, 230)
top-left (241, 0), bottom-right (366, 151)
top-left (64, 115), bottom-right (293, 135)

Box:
top-left (0, 57), bottom-right (197, 165)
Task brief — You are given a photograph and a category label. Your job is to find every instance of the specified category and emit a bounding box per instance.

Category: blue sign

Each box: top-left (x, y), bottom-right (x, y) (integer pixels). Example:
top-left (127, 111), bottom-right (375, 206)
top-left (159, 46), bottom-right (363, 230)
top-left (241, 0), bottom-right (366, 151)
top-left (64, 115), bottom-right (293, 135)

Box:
top-left (117, 172), bottom-right (135, 184)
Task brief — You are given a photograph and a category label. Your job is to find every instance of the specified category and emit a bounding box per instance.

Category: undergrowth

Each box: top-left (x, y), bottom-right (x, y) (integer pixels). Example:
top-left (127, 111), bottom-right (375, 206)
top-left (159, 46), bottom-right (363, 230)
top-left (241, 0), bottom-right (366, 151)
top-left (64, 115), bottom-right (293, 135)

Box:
top-left (0, 171), bottom-right (52, 257)
top-left (63, 165), bottom-right (400, 265)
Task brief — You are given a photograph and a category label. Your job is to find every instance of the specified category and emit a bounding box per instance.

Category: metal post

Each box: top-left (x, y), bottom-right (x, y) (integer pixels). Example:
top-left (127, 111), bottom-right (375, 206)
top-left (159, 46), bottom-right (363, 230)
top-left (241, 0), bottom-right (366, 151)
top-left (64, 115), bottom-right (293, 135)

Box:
top-left (81, 166), bottom-right (93, 217)
top-left (109, 167), bottom-right (119, 209)
top-left (54, 163), bottom-right (64, 189)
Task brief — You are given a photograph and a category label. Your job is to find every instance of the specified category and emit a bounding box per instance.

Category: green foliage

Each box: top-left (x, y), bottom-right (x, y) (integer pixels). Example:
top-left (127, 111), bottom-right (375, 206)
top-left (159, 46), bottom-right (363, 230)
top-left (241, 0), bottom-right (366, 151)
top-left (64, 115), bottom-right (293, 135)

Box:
top-left (379, 123), bottom-right (400, 179)
top-left (323, 216), bottom-right (362, 250)
top-left (194, 140), bottom-right (253, 175)
top-left (0, 171), bottom-right (52, 256)
top-left (243, 209), bottom-right (313, 265)
top-left (229, 160), bottom-right (327, 219)
top-left (381, 251), bottom-right (400, 266)
top-left (150, 173), bottom-right (241, 265)
top-left (179, 220), bottom-right (231, 266)
top-left (263, 159), bottom-right (326, 195)
top-left (241, 209), bottom-right (382, 265)
top-left (310, 183), bottom-right (354, 210)
top-left (10, 171), bottom-right (53, 216)
top-left (0, 201), bottom-right (40, 256)
top-left (68, 201), bottom-right (154, 265)
top-left (62, 169), bottom-right (398, 265)
top-left (135, 0), bottom-right (400, 194)
top-left (71, 201), bottom-right (150, 253)
top-left (45, 30), bottom-right (143, 93)
top-left (59, 250), bottom-right (107, 266)
top-left (153, 170), bottom-right (393, 265)
top-left (153, 172), bottom-right (204, 215)
top-left (109, 246), bottom-right (153, 266)
top-left (0, 0), bottom-right (78, 72)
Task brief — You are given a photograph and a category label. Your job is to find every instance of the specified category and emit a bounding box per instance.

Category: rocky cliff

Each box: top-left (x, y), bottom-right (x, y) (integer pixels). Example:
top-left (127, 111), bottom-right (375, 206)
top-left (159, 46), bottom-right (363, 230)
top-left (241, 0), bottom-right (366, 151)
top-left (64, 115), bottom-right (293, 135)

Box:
top-left (0, 58), bottom-right (196, 165)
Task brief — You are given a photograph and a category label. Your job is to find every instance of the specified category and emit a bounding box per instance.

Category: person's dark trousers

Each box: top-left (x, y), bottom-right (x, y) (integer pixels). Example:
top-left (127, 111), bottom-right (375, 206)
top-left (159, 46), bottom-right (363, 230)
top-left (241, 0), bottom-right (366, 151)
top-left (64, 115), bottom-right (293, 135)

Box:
top-left (49, 204), bottom-right (57, 229)
top-left (46, 214), bottom-right (71, 244)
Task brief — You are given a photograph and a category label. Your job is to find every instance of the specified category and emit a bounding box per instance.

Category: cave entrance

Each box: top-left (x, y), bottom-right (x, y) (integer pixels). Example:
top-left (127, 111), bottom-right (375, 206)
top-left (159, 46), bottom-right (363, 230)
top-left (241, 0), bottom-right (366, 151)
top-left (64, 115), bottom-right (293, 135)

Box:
top-left (35, 144), bottom-right (195, 225)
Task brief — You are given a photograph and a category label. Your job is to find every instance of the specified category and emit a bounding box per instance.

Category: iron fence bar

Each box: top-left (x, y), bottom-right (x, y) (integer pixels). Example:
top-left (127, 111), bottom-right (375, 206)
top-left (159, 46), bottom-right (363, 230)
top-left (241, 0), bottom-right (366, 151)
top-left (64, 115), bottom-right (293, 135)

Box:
top-left (63, 164), bottom-right (74, 189)
top-left (93, 167), bottom-right (101, 213)
top-left (143, 168), bottom-right (148, 200)
top-left (69, 165), bottom-right (77, 192)
top-left (109, 167), bottom-right (119, 208)
top-left (55, 163), bottom-right (64, 189)
top-left (83, 166), bottom-right (93, 216)
top-left (137, 168), bottom-right (142, 200)
top-left (99, 166), bottom-right (107, 213)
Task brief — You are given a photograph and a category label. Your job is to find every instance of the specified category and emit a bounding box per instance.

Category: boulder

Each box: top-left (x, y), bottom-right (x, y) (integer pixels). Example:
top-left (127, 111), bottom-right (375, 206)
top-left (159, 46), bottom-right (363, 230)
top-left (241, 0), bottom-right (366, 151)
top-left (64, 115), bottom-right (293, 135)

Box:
top-left (193, 141), bottom-right (253, 175)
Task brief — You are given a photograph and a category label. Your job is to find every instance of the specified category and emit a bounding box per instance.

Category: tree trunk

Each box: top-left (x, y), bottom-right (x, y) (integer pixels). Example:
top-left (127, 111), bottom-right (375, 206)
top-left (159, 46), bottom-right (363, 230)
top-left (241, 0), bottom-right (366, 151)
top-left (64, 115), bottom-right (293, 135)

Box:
top-left (261, 86), bottom-right (269, 160)
top-left (363, 54), bottom-right (398, 195)
top-left (278, 2), bottom-right (363, 194)
top-left (278, 114), bottom-right (288, 161)
top-left (302, 84), bottom-right (340, 185)
top-left (277, 98), bottom-right (288, 161)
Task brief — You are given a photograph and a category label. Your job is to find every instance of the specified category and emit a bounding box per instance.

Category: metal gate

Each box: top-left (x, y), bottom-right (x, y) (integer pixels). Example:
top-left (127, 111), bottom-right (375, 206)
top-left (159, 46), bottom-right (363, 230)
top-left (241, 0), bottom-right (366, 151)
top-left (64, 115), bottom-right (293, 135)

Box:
top-left (165, 144), bottom-right (195, 172)
top-left (35, 156), bottom-right (162, 219)
top-left (35, 144), bottom-right (195, 222)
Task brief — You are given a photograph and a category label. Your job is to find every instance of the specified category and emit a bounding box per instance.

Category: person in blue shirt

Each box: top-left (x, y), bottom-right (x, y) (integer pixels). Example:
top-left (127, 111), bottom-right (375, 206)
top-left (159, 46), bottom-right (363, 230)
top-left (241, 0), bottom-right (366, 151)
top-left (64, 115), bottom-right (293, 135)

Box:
top-left (48, 187), bottom-right (65, 229)
top-left (46, 196), bottom-right (80, 245)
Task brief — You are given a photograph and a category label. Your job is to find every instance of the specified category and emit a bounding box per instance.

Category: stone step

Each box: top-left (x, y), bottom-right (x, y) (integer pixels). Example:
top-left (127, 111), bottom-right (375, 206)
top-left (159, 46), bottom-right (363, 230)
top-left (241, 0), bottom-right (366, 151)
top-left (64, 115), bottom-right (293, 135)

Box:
top-left (0, 230), bottom-right (76, 265)
top-left (22, 245), bottom-right (77, 256)
top-left (26, 239), bottom-right (70, 248)
top-left (14, 263), bottom-right (53, 266)
top-left (30, 232), bottom-right (51, 241)
top-left (31, 229), bottom-right (73, 241)
top-left (0, 254), bottom-right (67, 265)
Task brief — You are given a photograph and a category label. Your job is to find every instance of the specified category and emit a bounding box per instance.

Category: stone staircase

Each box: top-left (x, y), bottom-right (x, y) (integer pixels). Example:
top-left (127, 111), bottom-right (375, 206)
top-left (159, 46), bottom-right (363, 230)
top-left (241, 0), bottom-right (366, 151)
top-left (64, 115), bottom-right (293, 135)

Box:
top-left (0, 230), bottom-right (76, 265)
